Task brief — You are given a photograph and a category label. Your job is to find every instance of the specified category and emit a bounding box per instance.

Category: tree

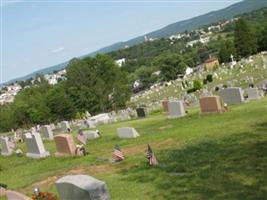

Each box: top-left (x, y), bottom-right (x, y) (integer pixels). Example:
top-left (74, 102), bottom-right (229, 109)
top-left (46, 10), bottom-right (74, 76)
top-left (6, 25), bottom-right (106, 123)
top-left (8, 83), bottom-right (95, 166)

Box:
top-left (65, 54), bottom-right (130, 114)
top-left (219, 40), bottom-right (236, 63)
top-left (46, 83), bottom-right (76, 121)
top-left (0, 105), bottom-right (16, 132)
top-left (156, 53), bottom-right (186, 81)
top-left (259, 25), bottom-right (267, 51)
top-left (135, 66), bottom-right (158, 89)
top-left (234, 18), bottom-right (257, 58)
top-left (193, 80), bottom-right (202, 91)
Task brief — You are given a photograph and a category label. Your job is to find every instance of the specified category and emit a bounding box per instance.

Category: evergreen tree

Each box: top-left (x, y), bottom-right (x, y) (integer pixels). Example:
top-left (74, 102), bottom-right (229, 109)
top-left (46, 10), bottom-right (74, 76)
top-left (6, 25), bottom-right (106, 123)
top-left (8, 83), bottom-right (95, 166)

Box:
top-left (234, 18), bottom-right (257, 58)
top-left (259, 26), bottom-right (267, 51)
top-left (219, 40), bottom-right (236, 63)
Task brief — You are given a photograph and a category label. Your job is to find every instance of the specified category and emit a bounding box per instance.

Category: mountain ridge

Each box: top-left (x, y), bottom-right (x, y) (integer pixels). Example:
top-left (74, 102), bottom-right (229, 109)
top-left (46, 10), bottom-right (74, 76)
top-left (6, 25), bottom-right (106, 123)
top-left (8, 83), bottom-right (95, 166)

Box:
top-left (3, 0), bottom-right (267, 85)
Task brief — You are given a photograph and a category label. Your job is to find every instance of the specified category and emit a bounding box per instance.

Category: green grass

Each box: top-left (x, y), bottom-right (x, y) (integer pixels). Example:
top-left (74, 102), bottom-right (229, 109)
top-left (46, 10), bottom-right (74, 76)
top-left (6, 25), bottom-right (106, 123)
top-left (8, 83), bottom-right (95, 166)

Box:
top-left (1, 97), bottom-right (267, 199)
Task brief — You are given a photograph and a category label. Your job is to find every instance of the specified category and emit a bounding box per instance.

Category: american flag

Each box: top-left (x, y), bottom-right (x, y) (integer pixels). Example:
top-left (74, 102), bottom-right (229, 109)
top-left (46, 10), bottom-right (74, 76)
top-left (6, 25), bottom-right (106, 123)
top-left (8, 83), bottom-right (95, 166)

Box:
top-left (77, 132), bottom-right (87, 145)
top-left (113, 144), bottom-right (124, 161)
top-left (147, 144), bottom-right (158, 166)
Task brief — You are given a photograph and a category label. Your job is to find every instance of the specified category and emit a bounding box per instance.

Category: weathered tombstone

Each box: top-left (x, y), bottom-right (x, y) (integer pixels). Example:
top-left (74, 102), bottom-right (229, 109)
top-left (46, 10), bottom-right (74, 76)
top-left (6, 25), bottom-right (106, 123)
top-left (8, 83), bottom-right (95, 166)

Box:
top-left (6, 190), bottom-right (31, 200)
top-left (117, 127), bottom-right (140, 138)
top-left (199, 96), bottom-right (223, 113)
top-left (0, 137), bottom-right (13, 156)
top-left (219, 87), bottom-right (244, 105)
top-left (40, 125), bottom-right (53, 140)
top-left (167, 100), bottom-right (186, 118)
top-left (55, 175), bottom-right (110, 200)
top-left (86, 119), bottom-right (97, 128)
top-left (0, 186), bottom-right (6, 197)
top-left (136, 107), bottom-right (146, 118)
top-left (84, 131), bottom-right (100, 140)
top-left (162, 100), bottom-right (169, 113)
top-left (25, 132), bottom-right (50, 158)
top-left (54, 134), bottom-right (76, 156)
top-left (50, 123), bottom-right (56, 130)
top-left (244, 88), bottom-right (262, 100)
top-left (61, 121), bottom-right (70, 132)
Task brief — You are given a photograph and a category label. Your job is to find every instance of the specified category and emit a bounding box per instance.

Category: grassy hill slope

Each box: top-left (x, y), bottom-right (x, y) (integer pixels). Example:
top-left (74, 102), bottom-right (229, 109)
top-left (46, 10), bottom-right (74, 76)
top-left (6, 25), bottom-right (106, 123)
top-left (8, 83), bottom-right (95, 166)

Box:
top-left (1, 96), bottom-right (267, 199)
top-left (130, 53), bottom-right (267, 107)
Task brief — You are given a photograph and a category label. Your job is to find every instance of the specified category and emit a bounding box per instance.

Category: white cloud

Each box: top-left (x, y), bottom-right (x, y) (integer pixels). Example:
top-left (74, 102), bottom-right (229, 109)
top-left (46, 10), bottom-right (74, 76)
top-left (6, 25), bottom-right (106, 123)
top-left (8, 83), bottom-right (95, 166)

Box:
top-left (50, 47), bottom-right (65, 53)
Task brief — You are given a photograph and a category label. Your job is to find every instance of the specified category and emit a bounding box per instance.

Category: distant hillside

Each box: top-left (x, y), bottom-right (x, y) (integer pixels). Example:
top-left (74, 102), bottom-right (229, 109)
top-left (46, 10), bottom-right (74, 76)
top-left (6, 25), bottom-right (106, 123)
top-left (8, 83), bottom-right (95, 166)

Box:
top-left (89, 0), bottom-right (267, 55)
top-left (3, 62), bottom-right (68, 85)
top-left (4, 0), bottom-right (267, 85)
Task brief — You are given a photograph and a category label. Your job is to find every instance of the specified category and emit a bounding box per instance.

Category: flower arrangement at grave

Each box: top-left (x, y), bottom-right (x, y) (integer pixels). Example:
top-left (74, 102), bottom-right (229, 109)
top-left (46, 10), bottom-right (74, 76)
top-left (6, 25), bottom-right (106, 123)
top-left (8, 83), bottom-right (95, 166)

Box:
top-left (31, 191), bottom-right (58, 200)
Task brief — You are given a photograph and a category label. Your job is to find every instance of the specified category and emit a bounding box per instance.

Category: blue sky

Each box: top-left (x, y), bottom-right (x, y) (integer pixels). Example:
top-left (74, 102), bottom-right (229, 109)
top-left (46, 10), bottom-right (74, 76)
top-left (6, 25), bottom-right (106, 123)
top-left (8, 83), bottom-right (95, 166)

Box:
top-left (1, 0), bottom-right (242, 83)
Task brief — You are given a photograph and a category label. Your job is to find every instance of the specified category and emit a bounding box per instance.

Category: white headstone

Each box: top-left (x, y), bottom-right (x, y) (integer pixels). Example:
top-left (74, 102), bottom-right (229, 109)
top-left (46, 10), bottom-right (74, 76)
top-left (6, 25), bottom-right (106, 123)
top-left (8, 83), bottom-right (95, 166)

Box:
top-left (55, 175), bottom-right (110, 200)
top-left (40, 125), bottom-right (53, 140)
top-left (167, 100), bottom-right (186, 118)
top-left (219, 87), bottom-right (244, 105)
top-left (25, 132), bottom-right (50, 158)
top-left (0, 137), bottom-right (13, 156)
top-left (61, 121), bottom-right (70, 132)
top-left (83, 131), bottom-right (100, 140)
top-left (86, 119), bottom-right (96, 128)
top-left (244, 88), bottom-right (262, 100)
top-left (117, 127), bottom-right (140, 138)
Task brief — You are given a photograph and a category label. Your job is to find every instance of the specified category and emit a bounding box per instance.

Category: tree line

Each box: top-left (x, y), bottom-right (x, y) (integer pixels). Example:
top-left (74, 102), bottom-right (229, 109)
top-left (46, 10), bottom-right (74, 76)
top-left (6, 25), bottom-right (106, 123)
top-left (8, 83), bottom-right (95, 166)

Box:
top-left (0, 55), bottom-right (131, 132)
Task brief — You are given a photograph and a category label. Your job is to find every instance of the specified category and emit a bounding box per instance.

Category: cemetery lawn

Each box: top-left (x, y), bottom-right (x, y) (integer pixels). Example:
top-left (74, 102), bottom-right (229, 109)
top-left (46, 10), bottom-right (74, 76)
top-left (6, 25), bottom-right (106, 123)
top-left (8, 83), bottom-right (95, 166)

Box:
top-left (1, 97), bottom-right (267, 199)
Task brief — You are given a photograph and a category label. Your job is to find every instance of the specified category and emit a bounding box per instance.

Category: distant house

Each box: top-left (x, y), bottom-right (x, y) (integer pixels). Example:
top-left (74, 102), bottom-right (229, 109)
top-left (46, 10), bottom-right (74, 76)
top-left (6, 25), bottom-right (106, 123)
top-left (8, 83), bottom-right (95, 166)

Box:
top-left (115, 58), bottom-right (126, 67)
top-left (204, 57), bottom-right (219, 71)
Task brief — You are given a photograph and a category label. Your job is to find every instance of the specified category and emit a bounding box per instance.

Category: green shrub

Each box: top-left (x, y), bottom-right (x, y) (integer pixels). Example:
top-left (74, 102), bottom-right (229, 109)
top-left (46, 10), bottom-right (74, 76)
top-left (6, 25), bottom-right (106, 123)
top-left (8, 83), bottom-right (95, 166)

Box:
top-left (206, 74), bottom-right (213, 82)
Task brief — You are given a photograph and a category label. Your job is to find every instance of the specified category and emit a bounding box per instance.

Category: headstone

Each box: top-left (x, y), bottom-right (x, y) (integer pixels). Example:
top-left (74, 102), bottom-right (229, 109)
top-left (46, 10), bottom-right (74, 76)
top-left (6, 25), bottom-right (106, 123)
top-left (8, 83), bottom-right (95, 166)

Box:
top-left (162, 100), bottom-right (169, 113)
top-left (167, 100), bottom-right (186, 118)
top-left (136, 107), bottom-right (146, 118)
top-left (219, 87), bottom-right (244, 105)
top-left (40, 125), bottom-right (53, 140)
top-left (86, 119), bottom-right (97, 128)
top-left (117, 127), bottom-right (140, 138)
top-left (84, 131), bottom-right (100, 140)
top-left (61, 121), bottom-right (70, 132)
top-left (6, 190), bottom-right (31, 200)
top-left (0, 187), bottom-right (6, 197)
top-left (50, 123), bottom-right (56, 130)
top-left (55, 175), bottom-right (110, 200)
top-left (0, 137), bottom-right (13, 156)
top-left (199, 96), bottom-right (223, 113)
top-left (244, 88), bottom-right (262, 100)
top-left (54, 134), bottom-right (76, 156)
top-left (90, 113), bottom-right (111, 125)
top-left (25, 132), bottom-right (50, 158)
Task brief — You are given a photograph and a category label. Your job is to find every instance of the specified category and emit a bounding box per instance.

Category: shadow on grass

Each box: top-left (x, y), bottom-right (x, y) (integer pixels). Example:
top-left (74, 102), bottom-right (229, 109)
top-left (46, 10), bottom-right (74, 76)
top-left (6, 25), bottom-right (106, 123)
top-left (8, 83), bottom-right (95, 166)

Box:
top-left (120, 131), bottom-right (267, 199)
top-left (254, 122), bottom-right (267, 132)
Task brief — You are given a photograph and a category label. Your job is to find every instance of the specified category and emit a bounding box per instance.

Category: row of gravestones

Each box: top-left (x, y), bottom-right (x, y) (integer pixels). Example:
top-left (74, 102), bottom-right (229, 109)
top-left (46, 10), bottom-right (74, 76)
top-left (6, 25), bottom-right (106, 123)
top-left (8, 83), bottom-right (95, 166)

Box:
top-left (0, 126), bottom-right (141, 157)
top-left (160, 87), bottom-right (263, 118)
top-left (110, 87), bottom-right (262, 118)
top-left (1, 174), bottom-right (110, 200)
top-left (1, 87), bottom-right (263, 157)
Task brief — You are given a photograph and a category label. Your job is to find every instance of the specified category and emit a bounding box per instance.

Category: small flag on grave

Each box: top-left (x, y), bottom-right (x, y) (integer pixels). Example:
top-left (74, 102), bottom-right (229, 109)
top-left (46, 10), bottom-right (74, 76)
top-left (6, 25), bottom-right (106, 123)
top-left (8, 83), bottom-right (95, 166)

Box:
top-left (77, 130), bottom-right (87, 145)
top-left (147, 144), bottom-right (158, 166)
top-left (113, 144), bottom-right (124, 162)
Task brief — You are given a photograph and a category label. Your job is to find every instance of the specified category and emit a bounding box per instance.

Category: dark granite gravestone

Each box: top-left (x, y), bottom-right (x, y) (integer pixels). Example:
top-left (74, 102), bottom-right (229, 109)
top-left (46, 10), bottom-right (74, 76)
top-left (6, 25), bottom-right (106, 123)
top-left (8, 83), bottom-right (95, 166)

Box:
top-left (136, 107), bottom-right (146, 118)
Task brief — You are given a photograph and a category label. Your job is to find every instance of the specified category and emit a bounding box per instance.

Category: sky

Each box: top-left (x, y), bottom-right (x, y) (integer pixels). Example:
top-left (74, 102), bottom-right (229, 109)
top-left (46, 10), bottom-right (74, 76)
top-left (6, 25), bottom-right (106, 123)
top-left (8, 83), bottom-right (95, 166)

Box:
top-left (0, 0), bottom-right (242, 83)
